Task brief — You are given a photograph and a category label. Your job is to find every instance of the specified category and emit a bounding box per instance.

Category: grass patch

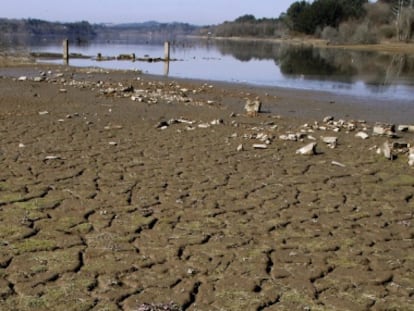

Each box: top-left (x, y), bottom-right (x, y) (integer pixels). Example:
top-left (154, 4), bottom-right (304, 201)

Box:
top-left (12, 238), bottom-right (57, 254)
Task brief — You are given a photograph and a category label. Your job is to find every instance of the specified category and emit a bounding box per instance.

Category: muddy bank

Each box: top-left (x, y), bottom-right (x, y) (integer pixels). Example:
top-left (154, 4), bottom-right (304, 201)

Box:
top-left (0, 64), bottom-right (413, 310)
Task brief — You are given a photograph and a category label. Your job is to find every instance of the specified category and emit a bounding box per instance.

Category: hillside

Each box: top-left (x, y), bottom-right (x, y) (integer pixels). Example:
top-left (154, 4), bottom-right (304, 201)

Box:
top-left (0, 18), bottom-right (200, 46)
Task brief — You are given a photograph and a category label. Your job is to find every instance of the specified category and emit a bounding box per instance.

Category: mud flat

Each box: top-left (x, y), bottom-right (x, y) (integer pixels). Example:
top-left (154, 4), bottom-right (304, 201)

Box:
top-left (0, 63), bottom-right (413, 310)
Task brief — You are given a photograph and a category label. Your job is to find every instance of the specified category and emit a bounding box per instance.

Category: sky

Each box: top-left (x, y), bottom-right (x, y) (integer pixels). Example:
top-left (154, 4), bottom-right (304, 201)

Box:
top-left (1, 0), bottom-right (298, 25)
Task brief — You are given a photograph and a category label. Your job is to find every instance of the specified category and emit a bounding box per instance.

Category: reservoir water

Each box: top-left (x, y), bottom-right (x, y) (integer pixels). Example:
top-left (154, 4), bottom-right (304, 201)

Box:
top-left (26, 39), bottom-right (414, 104)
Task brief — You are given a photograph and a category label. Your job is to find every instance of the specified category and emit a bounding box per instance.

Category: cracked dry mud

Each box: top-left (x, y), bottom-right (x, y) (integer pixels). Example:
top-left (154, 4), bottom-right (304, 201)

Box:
top-left (0, 68), bottom-right (414, 311)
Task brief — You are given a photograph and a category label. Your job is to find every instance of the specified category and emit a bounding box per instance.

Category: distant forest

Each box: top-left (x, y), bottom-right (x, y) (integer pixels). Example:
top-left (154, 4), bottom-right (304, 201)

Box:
top-left (203, 0), bottom-right (414, 44)
top-left (0, 18), bottom-right (199, 46)
top-left (1, 0), bottom-right (414, 47)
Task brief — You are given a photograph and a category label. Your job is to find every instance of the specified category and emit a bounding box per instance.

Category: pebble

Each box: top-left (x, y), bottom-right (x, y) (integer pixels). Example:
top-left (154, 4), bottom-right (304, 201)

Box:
top-left (355, 131), bottom-right (369, 139)
top-left (296, 142), bottom-right (317, 155)
top-left (321, 136), bottom-right (338, 148)
top-left (323, 116), bottom-right (334, 123)
top-left (408, 147), bottom-right (414, 166)
top-left (253, 144), bottom-right (268, 149)
top-left (44, 155), bottom-right (61, 160)
top-left (398, 125), bottom-right (414, 132)
top-left (377, 142), bottom-right (393, 160)
top-left (373, 124), bottom-right (395, 137)
top-left (331, 161), bottom-right (346, 168)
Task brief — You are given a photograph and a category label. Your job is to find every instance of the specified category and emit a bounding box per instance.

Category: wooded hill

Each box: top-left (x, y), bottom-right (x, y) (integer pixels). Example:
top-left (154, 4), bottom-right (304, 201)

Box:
top-left (202, 0), bottom-right (414, 44)
top-left (0, 18), bottom-right (200, 46)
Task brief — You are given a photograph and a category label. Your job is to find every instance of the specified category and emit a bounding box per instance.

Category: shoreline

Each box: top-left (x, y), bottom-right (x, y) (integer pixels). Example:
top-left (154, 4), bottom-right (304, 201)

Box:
top-left (198, 35), bottom-right (414, 54)
top-left (1, 61), bottom-right (413, 124)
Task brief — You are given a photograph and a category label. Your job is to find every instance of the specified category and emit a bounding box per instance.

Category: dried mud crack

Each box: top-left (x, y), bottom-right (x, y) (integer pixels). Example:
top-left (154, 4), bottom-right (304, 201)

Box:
top-left (0, 67), bottom-right (414, 310)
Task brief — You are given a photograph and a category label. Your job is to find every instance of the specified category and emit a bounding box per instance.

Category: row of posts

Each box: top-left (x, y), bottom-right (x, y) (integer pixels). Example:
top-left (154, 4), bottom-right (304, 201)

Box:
top-left (62, 39), bottom-right (171, 74)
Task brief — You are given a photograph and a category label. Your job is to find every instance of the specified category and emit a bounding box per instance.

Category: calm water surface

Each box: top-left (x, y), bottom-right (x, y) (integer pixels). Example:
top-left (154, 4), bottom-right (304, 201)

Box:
top-left (30, 39), bottom-right (414, 103)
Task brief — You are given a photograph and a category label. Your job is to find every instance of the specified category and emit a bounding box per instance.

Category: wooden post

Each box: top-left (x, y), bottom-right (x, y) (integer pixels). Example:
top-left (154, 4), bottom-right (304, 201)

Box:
top-left (63, 39), bottom-right (69, 65)
top-left (164, 60), bottom-right (170, 76)
top-left (164, 41), bottom-right (170, 76)
top-left (164, 41), bottom-right (170, 61)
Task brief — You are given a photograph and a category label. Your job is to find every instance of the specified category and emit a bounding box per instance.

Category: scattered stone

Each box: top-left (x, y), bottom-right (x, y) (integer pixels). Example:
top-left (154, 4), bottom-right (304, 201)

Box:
top-left (355, 131), bottom-right (369, 140)
top-left (392, 141), bottom-right (410, 150)
top-left (373, 124), bottom-right (396, 137)
top-left (108, 141), bottom-right (118, 146)
top-left (198, 123), bottom-right (210, 129)
top-left (18, 143), bottom-right (25, 148)
top-left (377, 142), bottom-right (393, 160)
top-left (253, 144), bottom-right (268, 149)
top-left (280, 134), bottom-right (299, 141)
top-left (408, 147), bottom-right (414, 166)
top-left (38, 111), bottom-right (49, 116)
top-left (44, 155), bottom-right (61, 160)
top-left (321, 136), bottom-right (338, 148)
top-left (331, 161), bottom-right (346, 168)
top-left (296, 142), bottom-right (317, 155)
top-left (155, 121), bottom-right (169, 129)
top-left (18, 76), bottom-right (27, 81)
top-left (245, 98), bottom-right (262, 117)
top-left (59, 88), bottom-right (67, 93)
top-left (104, 125), bottom-right (123, 130)
top-left (33, 76), bottom-right (45, 82)
top-left (210, 119), bottom-right (223, 125)
top-left (323, 116), bottom-right (334, 123)
top-left (398, 125), bottom-right (414, 132)
top-left (237, 144), bottom-right (244, 152)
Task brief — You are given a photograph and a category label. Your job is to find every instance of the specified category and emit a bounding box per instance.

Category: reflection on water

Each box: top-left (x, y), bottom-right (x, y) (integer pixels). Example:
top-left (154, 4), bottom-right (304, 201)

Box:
top-left (6, 37), bottom-right (414, 101)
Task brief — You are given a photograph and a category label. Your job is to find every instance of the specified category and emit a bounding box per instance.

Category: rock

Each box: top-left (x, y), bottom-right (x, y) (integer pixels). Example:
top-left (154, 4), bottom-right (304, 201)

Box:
top-left (244, 98), bottom-right (262, 116)
top-left (331, 161), bottom-right (346, 167)
top-left (398, 125), bottom-right (414, 132)
top-left (323, 116), bottom-right (334, 123)
top-left (253, 144), bottom-right (268, 149)
top-left (321, 136), bottom-right (338, 148)
top-left (33, 76), bottom-right (45, 82)
top-left (198, 123), bottom-right (210, 128)
top-left (392, 141), bottom-right (409, 150)
top-left (296, 142), bottom-right (317, 155)
top-left (18, 76), bottom-right (27, 81)
top-left (408, 147), bottom-right (414, 166)
top-left (280, 134), bottom-right (298, 141)
top-left (237, 144), bottom-right (244, 152)
top-left (355, 131), bottom-right (369, 140)
top-left (377, 142), bottom-right (393, 160)
top-left (155, 121), bottom-right (169, 129)
top-left (210, 119), bottom-right (223, 125)
top-left (373, 124), bottom-right (395, 137)
top-left (44, 155), bottom-right (61, 160)
top-left (38, 111), bottom-right (49, 116)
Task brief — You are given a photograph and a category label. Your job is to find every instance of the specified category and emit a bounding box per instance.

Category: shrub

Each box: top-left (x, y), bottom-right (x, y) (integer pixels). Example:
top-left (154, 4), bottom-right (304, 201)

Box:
top-left (378, 24), bottom-right (395, 39)
top-left (351, 23), bottom-right (378, 44)
top-left (321, 26), bottom-right (339, 43)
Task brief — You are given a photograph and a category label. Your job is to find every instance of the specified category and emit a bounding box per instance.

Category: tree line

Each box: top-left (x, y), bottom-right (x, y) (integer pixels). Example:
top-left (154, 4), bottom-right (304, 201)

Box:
top-left (203, 0), bottom-right (414, 44)
top-left (0, 18), bottom-right (97, 41)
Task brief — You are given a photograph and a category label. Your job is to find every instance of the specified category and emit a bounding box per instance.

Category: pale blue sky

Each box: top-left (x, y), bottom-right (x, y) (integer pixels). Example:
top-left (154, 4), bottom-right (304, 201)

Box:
top-left (1, 0), bottom-right (297, 25)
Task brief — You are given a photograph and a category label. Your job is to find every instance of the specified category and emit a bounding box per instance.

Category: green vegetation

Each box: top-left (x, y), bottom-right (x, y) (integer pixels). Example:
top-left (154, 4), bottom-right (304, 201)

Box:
top-left (0, 18), bottom-right (199, 46)
top-left (0, 18), bottom-right (97, 42)
top-left (203, 0), bottom-right (414, 44)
